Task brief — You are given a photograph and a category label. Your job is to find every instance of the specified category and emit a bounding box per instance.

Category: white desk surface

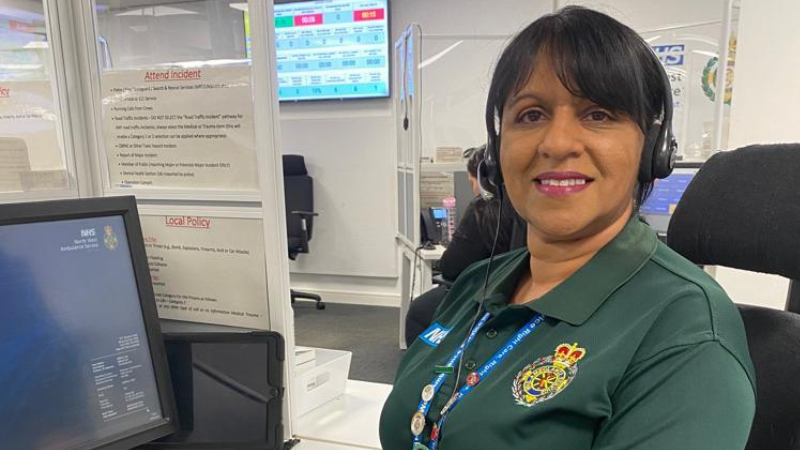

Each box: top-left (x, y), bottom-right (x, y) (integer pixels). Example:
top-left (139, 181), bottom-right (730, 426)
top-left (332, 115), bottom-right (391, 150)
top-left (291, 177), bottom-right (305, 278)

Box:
top-left (295, 380), bottom-right (393, 449)
top-left (295, 439), bottom-right (372, 450)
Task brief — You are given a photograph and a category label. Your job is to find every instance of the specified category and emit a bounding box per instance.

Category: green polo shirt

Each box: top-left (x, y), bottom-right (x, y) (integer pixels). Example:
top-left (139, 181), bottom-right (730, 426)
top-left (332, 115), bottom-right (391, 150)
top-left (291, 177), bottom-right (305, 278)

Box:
top-left (380, 217), bottom-right (755, 450)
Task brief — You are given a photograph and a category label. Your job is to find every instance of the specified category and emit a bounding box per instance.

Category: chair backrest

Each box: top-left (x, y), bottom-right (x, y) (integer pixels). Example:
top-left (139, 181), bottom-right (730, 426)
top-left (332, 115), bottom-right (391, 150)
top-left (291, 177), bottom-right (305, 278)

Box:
top-left (283, 154), bottom-right (314, 247)
top-left (667, 144), bottom-right (800, 450)
top-left (737, 304), bottom-right (800, 450)
top-left (667, 144), bottom-right (800, 280)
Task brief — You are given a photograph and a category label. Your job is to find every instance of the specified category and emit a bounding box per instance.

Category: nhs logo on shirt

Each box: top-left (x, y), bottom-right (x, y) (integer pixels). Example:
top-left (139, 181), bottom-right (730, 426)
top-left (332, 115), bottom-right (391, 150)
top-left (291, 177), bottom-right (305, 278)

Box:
top-left (419, 323), bottom-right (452, 347)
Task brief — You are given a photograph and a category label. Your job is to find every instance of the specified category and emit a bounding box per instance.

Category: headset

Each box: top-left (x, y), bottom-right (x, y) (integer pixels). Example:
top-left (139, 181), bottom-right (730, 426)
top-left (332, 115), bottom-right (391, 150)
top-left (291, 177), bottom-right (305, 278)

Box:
top-left (479, 46), bottom-right (678, 200)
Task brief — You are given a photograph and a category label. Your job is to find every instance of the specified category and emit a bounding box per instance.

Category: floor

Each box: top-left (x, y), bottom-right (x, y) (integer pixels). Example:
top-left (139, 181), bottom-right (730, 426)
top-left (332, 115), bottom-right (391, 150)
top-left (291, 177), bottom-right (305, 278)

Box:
top-left (293, 302), bottom-right (405, 384)
top-left (295, 380), bottom-right (393, 450)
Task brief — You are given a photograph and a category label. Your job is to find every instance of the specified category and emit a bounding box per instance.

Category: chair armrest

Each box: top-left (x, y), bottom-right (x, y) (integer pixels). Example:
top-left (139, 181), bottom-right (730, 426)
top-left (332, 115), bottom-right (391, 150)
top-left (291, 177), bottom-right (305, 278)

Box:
top-left (290, 211), bottom-right (317, 254)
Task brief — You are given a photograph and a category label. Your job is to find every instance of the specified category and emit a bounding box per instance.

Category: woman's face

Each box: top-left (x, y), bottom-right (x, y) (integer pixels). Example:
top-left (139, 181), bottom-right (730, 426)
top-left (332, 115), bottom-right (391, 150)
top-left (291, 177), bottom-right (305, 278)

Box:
top-left (499, 57), bottom-right (644, 243)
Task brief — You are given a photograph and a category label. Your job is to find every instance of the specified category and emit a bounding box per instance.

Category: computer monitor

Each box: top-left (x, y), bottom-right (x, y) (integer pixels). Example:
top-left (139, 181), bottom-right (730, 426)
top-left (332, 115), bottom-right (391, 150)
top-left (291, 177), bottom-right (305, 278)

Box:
top-left (0, 196), bottom-right (178, 450)
top-left (640, 162), bottom-right (703, 236)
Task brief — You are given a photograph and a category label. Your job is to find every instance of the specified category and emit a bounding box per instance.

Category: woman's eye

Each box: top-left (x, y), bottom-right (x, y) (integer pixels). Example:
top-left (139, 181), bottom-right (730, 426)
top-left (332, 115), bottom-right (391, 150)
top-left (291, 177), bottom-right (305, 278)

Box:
top-left (519, 110), bottom-right (543, 123)
top-left (587, 110), bottom-right (613, 121)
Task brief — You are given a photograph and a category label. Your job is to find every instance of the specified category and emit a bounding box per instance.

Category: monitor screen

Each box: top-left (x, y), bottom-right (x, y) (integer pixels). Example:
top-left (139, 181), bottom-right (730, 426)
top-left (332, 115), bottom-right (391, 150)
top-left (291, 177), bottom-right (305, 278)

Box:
top-left (273, 0), bottom-right (390, 101)
top-left (431, 207), bottom-right (447, 220)
top-left (640, 164), bottom-right (702, 235)
top-left (0, 198), bottom-right (176, 450)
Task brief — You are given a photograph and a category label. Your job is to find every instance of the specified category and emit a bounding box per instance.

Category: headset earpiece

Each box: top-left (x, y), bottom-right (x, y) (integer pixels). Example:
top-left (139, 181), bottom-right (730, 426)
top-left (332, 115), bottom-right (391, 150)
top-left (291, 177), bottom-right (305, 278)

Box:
top-left (483, 132), bottom-right (503, 190)
top-left (638, 49), bottom-right (678, 183)
top-left (639, 121), bottom-right (661, 183)
top-left (654, 134), bottom-right (677, 179)
top-left (477, 159), bottom-right (495, 201)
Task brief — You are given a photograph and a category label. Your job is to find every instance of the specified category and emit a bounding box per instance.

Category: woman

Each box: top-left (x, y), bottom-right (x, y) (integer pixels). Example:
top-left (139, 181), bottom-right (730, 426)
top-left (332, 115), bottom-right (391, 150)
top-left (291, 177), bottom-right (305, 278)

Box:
top-left (405, 146), bottom-right (518, 346)
top-left (380, 7), bottom-right (755, 450)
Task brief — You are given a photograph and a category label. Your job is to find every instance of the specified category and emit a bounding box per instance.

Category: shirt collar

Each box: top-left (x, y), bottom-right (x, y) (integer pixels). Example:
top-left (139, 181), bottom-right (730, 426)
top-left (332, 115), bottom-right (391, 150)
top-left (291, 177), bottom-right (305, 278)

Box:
top-left (476, 217), bottom-right (658, 326)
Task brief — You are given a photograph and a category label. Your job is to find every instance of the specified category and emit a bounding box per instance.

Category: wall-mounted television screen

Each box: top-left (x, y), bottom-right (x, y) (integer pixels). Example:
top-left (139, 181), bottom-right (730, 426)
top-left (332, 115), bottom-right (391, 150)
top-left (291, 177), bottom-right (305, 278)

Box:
top-left (272, 0), bottom-right (390, 102)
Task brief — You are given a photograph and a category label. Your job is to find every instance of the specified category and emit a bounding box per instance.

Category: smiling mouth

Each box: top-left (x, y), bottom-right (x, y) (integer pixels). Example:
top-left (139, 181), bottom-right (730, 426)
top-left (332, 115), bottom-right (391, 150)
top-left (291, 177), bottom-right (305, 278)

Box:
top-left (533, 174), bottom-right (594, 196)
top-left (535, 178), bottom-right (591, 187)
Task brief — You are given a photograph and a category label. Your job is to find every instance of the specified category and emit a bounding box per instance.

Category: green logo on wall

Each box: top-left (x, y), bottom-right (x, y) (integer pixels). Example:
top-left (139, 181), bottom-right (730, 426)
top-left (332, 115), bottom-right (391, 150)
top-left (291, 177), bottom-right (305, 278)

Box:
top-left (701, 35), bottom-right (737, 105)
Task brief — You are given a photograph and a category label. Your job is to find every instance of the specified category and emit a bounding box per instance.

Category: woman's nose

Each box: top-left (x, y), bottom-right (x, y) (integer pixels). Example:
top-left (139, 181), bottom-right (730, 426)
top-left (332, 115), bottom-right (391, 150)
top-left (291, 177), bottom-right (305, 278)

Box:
top-left (538, 114), bottom-right (583, 161)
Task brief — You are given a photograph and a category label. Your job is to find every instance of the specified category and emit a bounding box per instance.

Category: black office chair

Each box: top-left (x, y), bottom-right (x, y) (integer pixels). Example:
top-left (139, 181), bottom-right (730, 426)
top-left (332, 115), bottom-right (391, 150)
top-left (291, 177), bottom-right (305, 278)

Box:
top-left (667, 143), bottom-right (800, 450)
top-left (283, 154), bottom-right (325, 310)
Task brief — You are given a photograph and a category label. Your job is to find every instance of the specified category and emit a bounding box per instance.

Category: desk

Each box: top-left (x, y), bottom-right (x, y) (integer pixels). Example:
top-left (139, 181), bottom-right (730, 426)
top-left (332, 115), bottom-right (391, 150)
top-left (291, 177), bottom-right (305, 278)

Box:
top-left (398, 243), bottom-right (446, 349)
top-left (296, 379), bottom-right (391, 449)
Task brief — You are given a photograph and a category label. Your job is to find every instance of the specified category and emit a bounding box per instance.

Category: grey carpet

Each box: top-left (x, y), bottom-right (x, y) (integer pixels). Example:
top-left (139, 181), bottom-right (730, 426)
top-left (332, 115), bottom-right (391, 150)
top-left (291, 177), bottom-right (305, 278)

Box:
top-left (293, 302), bottom-right (405, 385)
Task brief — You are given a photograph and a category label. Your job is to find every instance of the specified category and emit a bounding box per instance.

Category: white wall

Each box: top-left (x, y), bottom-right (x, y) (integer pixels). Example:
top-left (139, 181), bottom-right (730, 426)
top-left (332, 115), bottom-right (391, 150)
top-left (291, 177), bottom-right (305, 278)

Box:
top-left (281, 101), bottom-right (396, 279)
top-left (390, 0), bottom-right (553, 37)
top-left (710, 0), bottom-right (800, 310)
top-left (560, 0), bottom-right (727, 31)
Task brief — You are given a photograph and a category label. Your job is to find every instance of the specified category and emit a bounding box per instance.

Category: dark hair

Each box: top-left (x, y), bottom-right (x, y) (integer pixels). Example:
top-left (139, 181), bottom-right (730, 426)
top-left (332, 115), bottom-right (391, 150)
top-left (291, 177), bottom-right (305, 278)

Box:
top-left (455, 196), bottom-right (516, 254)
top-left (465, 144), bottom-right (487, 177)
top-left (485, 6), bottom-right (668, 207)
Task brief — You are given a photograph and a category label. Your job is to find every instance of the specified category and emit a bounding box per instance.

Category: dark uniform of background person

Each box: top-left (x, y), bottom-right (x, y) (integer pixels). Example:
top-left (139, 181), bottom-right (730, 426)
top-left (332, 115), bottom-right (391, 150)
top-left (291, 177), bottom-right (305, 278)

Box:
top-left (380, 7), bottom-right (755, 450)
top-left (405, 146), bottom-right (519, 346)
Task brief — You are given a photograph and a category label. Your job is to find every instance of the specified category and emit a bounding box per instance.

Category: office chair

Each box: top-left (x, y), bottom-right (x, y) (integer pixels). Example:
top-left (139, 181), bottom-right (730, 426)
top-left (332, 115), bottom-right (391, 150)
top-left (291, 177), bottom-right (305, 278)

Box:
top-left (667, 143), bottom-right (800, 450)
top-left (283, 154), bottom-right (325, 310)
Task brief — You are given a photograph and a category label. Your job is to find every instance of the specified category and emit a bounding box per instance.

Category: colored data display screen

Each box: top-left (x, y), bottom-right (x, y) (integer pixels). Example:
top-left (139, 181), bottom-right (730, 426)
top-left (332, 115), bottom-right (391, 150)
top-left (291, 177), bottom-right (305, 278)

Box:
top-left (431, 208), bottom-right (447, 220)
top-left (640, 168), bottom-right (699, 235)
top-left (641, 172), bottom-right (696, 216)
top-left (273, 0), bottom-right (390, 101)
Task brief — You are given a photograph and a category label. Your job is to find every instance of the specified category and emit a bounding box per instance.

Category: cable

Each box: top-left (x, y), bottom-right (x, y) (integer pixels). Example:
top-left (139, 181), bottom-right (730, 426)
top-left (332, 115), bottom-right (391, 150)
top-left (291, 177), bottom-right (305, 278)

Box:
top-left (452, 192), bottom-right (505, 389)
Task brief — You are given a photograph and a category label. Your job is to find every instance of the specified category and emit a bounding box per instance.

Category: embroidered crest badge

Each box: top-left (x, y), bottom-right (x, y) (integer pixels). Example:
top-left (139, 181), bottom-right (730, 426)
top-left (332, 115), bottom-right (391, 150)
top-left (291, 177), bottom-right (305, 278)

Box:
top-left (512, 343), bottom-right (586, 407)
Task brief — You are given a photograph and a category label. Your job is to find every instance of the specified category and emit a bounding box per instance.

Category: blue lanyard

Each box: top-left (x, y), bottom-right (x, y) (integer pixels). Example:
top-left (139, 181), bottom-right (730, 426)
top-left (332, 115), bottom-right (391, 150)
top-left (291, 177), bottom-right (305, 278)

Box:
top-left (410, 312), bottom-right (545, 449)
top-left (411, 312), bottom-right (492, 446)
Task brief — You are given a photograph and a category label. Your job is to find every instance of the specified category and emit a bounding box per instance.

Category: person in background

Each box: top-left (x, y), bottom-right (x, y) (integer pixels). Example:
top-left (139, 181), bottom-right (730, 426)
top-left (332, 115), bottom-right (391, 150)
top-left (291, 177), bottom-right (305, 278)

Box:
top-left (405, 145), bottom-right (519, 346)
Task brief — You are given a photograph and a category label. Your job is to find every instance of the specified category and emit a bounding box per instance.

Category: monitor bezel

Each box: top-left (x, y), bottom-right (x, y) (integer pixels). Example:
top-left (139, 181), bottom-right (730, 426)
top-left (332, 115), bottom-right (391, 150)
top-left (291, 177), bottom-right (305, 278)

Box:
top-left (0, 196), bottom-right (179, 450)
top-left (273, 0), bottom-right (392, 103)
top-left (674, 161), bottom-right (704, 170)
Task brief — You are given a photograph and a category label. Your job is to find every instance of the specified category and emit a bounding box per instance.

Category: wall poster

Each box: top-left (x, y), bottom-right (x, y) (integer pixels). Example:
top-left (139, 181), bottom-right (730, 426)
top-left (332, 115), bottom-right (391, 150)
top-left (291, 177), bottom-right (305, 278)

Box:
top-left (102, 66), bottom-right (258, 191)
top-left (139, 212), bottom-right (269, 329)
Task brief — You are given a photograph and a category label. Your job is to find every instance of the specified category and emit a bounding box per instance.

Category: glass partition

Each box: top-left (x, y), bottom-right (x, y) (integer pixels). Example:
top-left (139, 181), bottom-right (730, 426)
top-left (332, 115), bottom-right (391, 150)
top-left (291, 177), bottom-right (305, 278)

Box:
top-left (0, 0), bottom-right (72, 195)
top-left (419, 37), bottom-right (506, 161)
top-left (93, 0), bottom-right (259, 194)
top-left (642, 12), bottom-right (739, 161)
